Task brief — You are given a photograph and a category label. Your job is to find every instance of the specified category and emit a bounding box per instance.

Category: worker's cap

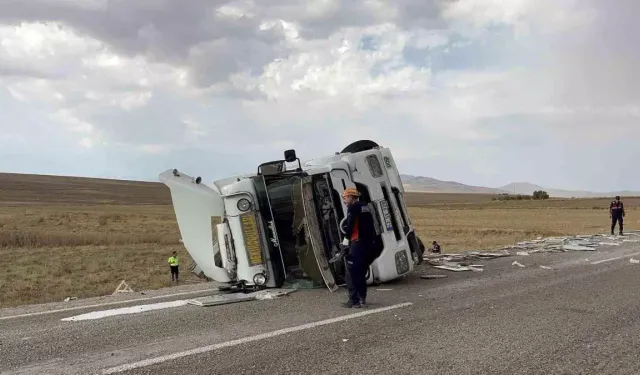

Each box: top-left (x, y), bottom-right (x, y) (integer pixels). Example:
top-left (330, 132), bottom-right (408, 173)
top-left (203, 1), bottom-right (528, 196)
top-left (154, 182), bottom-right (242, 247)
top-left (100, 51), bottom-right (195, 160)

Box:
top-left (342, 187), bottom-right (360, 198)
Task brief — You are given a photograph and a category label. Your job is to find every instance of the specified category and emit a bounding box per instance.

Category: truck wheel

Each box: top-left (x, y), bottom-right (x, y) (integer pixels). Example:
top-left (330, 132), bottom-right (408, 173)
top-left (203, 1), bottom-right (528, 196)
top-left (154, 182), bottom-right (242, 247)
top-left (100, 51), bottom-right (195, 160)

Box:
top-left (340, 140), bottom-right (380, 154)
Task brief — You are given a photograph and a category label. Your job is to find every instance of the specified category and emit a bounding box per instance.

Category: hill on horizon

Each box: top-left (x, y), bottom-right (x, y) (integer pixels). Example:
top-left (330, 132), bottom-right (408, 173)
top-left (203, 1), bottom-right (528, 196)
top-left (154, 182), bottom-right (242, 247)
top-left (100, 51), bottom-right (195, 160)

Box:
top-left (401, 175), bottom-right (507, 195)
top-left (401, 174), bottom-right (640, 198)
top-left (1, 171), bottom-right (638, 201)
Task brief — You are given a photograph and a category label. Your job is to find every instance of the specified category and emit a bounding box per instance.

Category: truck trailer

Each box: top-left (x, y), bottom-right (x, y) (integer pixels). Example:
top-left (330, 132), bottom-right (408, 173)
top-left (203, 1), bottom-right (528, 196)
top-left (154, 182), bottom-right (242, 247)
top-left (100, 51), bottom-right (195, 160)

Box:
top-left (159, 140), bottom-right (426, 292)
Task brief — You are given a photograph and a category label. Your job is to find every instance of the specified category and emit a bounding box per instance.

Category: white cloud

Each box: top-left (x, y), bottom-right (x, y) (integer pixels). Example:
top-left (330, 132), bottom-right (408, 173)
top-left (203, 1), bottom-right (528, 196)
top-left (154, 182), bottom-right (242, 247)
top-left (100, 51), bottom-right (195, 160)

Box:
top-left (79, 137), bottom-right (93, 148)
top-left (0, 0), bottom-right (638, 192)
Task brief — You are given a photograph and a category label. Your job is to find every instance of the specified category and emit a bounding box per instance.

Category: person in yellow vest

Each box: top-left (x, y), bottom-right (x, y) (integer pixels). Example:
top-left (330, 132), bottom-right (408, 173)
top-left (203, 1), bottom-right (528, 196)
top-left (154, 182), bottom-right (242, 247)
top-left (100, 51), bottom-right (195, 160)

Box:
top-left (168, 251), bottom-right (179, 283)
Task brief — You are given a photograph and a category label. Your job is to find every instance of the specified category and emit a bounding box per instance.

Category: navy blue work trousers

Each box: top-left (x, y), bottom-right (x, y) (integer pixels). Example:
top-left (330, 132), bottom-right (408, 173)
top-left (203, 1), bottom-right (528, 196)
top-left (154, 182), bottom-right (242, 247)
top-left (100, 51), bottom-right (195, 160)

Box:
top-left (345, 241), bottom-right (369, 304)
top-left (611, 214), bottom-right (624, 234)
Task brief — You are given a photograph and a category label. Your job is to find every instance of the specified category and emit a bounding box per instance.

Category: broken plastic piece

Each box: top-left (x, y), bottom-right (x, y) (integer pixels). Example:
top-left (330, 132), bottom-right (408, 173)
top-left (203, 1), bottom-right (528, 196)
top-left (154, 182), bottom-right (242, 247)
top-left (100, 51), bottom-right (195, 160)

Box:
top-left (630, 258), bottom-right (640, 264)
top-left (512, 261), bottom-right (525, 268)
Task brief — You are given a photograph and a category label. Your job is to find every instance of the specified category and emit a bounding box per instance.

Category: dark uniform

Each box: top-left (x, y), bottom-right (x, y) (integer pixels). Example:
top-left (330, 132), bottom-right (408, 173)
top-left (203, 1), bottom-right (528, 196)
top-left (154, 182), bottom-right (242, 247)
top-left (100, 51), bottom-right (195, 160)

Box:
top-left (343, 200), bottom-right (377, 308)
top-left (610, 196), bottom-right (625, 235)
top-left (431, 241), bottom-right (441, 254)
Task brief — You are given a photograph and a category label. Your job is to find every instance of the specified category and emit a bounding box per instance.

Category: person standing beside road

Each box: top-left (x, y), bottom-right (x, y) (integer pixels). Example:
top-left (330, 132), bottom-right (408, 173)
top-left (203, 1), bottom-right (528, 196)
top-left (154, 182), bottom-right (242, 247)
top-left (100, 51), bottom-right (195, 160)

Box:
top-left (168, 251), bottom-right (180, 283)
top-left (340, 187), bottom-right (377, 309)
top-left (610, 195), bottom-right (625, 235)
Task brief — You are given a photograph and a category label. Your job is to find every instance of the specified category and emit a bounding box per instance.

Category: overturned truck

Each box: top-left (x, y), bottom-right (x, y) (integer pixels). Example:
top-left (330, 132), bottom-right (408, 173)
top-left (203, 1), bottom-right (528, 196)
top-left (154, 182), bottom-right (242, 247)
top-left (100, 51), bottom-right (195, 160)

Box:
top-left (159, 140), bottom-right (426, 292)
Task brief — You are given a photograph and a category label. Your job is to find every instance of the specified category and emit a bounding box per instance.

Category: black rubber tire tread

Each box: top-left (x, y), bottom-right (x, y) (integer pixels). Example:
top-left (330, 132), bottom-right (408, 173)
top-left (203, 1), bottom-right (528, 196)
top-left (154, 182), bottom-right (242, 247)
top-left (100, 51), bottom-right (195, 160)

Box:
top-left (341, 140), bottom-right (380, 154)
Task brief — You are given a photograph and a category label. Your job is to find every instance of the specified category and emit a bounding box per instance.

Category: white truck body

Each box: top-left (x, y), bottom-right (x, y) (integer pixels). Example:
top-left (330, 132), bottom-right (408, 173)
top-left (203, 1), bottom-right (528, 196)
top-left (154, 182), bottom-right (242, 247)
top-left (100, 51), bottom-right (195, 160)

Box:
top-left (159, 140), bottom-right (425, 292)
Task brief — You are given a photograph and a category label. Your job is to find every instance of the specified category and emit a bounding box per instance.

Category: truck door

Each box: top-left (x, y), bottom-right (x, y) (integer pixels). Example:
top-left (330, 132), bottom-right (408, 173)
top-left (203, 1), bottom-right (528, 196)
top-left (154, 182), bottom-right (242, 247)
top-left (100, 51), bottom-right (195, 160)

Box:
top-left (159, 169), bottom-right (231, 283)
top-left (301, 177), bottom-right (339, 292)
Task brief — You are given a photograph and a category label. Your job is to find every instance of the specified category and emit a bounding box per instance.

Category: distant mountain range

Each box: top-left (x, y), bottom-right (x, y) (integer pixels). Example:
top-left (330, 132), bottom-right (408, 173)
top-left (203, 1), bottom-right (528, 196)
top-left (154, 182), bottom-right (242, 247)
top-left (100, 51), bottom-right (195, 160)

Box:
top-left (401, 175), bottom-right (503, 195)
top-left (401, 175), bottom-right (640, 198)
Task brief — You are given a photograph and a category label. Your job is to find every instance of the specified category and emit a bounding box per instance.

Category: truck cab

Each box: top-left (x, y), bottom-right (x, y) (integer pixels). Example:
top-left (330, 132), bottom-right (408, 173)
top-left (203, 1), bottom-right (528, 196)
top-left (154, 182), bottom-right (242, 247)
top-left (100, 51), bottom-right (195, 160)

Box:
top-left (159, 140), bottom-right (425, 292)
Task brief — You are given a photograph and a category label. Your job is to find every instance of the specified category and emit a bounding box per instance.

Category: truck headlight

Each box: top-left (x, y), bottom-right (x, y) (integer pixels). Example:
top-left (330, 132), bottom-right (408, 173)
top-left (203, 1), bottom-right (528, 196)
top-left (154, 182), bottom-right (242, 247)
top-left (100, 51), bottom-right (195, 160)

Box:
top-left (237, 198), bottom-right (251, 212)
top-left (253, 272), bottom-right (267, 286)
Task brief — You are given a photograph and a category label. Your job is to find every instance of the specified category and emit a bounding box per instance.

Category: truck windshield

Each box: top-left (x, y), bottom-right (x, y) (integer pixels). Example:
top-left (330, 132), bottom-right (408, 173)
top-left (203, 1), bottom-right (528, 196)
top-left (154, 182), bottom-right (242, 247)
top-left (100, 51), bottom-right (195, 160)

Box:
top-left (251, 173), bottom-right (329, 288)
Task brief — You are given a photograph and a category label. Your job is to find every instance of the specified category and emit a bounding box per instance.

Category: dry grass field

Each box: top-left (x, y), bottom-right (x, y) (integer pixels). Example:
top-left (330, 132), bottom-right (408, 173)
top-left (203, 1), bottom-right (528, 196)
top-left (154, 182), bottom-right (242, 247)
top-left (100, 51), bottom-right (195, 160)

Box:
top-left (404, 192), bottom-right (640, 251)
top-left (0, 172), bottom-right (638, 308)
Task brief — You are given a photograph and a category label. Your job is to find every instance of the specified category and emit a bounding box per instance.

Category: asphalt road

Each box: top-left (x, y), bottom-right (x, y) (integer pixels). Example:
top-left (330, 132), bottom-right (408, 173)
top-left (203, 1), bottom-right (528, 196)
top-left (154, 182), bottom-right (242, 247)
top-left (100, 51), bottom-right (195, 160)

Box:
top-left (2, 239), bottom-right (640, 375)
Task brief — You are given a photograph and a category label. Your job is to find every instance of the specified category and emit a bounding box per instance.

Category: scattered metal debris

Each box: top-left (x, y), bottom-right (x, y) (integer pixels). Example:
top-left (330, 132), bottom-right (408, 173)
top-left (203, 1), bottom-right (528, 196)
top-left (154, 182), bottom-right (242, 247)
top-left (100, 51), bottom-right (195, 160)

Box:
top-left (424, 251), bottom-right (509, 272)
top-left (500, 232), bottom-right (640, 254)
top-left (64, 297), bottom-right (77, 302)
top-left (512, 261), bottom-right (526, 268)
top-left (187, 289), bottom-right (297, 307)
top-left (422, 230), bottom-right (640, 272)
top-left (466, 264), bottom-right (484, 272)
top-left (540, 266), bottom-right (554, 270)
top-left (255, 289), bottom-right (295, 300)
top-left (562, 244), bottom-right (595, 251)
top-left (630, 259), bottom-right (640, 264)
top-left (433, 264), bottom-right (472, 272)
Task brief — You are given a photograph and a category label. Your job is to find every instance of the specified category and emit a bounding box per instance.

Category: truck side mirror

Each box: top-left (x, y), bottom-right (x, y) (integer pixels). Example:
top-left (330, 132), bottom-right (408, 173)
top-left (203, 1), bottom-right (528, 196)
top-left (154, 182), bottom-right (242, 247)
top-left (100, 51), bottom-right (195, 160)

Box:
top-left (284, 149), bottom-right (297, 163)
top-left (284, 149), bottom-right (302, 171)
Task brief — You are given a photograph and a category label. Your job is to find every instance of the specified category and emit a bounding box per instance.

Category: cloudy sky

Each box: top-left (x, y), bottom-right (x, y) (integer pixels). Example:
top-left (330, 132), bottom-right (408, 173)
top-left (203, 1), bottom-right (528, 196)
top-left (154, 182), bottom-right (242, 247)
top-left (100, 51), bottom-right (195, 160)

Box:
top-left (0, 0), bottom-right (638, 192)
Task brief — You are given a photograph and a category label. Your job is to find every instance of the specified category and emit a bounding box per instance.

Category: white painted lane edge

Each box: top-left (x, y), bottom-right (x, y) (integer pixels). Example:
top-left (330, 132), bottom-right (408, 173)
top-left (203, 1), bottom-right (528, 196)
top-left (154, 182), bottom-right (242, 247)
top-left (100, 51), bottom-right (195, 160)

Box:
top-left (61, 300), bottom-right (189, 322)
top-left (101, 302), bottom-right (414, 374)
top-left (590, 251), bottom-right (640, 265)
top-left (0, 288), bottom-right (219, 321)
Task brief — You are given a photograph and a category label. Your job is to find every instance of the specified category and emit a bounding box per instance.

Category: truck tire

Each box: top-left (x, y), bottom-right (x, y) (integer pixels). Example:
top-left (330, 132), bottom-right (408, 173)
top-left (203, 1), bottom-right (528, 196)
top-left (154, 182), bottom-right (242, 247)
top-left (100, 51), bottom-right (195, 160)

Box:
top-left (341, 140), bottom-right (380, 154)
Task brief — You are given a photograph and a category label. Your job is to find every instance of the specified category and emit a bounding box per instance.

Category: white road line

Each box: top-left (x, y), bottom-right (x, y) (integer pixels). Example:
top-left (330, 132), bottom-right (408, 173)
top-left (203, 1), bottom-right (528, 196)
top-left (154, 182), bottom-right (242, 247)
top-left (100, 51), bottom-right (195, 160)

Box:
top-left (0, 288), bottom-right (219, 321)
top-left (101, 302), bottom-right (414, 374)
top-left (61, 300), bottom-right (189, 322)
top-left (591, 251), bottom-right (640, 265)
